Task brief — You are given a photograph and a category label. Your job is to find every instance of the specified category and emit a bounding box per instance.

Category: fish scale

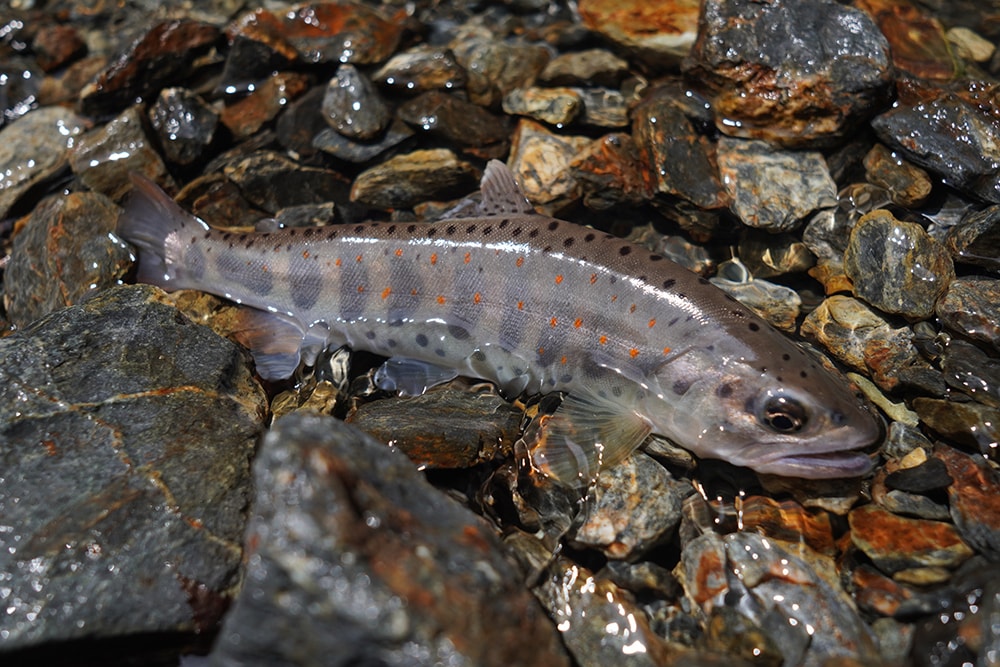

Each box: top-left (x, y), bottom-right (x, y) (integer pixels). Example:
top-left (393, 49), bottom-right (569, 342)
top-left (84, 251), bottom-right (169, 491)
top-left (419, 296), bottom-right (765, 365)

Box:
top-left (117, 160), bottom-right (882, 486)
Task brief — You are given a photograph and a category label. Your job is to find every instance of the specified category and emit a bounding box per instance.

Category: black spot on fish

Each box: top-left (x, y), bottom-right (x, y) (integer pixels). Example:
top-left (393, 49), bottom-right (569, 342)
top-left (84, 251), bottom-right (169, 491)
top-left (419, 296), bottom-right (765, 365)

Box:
top-left (446, 225), bottom-right (456, 235)
top-left (663, 278), bottom-right (676, 289)
top-left (748, 322), bottom-right (760, 332)
top-left (698, 277), bottom-right (709, 285)
top-left (290, 252), bottom-right (323, 310)
top-left (245, 238), bottom-right (256, 249)
top-left (203, 231), bottom-right (212, 240)
top-left (407, 224), bottom-right (417, 233)
top-left (650, 254), bottom-right (663, 261)
top-left (448, 325), bottom-right (470, 340)
top-left (415, 333), bottom-right (428, 347)
top-left (800, 370), bottom-right (808, 378)
top-left (548, 221), bottom-right (559, 231)
top-left (668, 317), bottom-right (680, 327)
top-left (387, 338), bottom-right (397, 348)
top-left (387, 225), bottom-right (396, 234)
top-left (672, 379), bottom-right (692, 395)
top-left (354, 225), bottom-right (365, 234)
top-left (483, 226), bottom-right (492, 235)
top-left (638, 275), bottom-right (647, 282)
top-left (547, 377), bottom-right (557, 387)
top-left (559, 374), bottom-right (573, 384)
top-left (731, 309), bottom-right (746, 318)
top-left (512, 227), bottom-right (522, 237)
top-left (717, 383), bottom-right (734, 398)
top-left (499, 219), bottom-right (510, 229)
top-left (584, 233), bottom-right (595, 242)
top-left (304, 227), bottom-right (316, 237)
top-left (564, 237), bottom-right (574, 247)
top-left (327, 229), bottom-right (338, 239)
top-left (365, 331), bottom-right (376, 340)
top-left (466, 224), bottom-right (476, 233)
top-left (427, 227), bottom-right (438, 237)
top-left (435, 348), bottom-right (446, 357)
top-left (529, 229), bottom-right (539, 238)
top-left (222, 232), bottom-right (233, 241)
top-left (542, 245), bottom-right (552, 253)
top-left (619, 246), bottom-right (632, 256)
top-left (288, 228), bottom-right (297, 237)
top-left (782, 353), bottom-right (791, 361)
top-left (706, 344), bottom-right (715, 352)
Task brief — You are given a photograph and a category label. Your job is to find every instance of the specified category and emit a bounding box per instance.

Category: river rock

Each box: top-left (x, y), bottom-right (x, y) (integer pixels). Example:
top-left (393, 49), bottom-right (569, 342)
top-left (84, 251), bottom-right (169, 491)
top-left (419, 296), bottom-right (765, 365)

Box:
top-left (209, 413), bottom-right (569, 667)
top-left (321, 64), bottom-right (391, 140)
top-left (946, 205), bottom-right (1000, 273)
top-left (0, 284), bottom-right (266, 652)
top-left (936, 277), bottom-right (1000, 349)
top-left (349, 149), bottom-right (478, 209)
top-left (149, 87), bottom-right (220, 165)
top-left (577, 0), bottom-right (700, 66)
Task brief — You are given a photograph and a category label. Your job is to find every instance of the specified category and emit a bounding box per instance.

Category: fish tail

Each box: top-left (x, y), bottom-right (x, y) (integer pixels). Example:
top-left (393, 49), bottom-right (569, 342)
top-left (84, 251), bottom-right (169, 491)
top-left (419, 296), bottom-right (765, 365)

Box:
top-left (117, 174), bottom-right (208, 290)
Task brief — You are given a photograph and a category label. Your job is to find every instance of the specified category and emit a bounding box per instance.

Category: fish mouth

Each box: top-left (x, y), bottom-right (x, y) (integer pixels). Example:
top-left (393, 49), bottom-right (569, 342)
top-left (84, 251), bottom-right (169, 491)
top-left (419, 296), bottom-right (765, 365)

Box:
top-left (753, 449), bottom-right (874, 479)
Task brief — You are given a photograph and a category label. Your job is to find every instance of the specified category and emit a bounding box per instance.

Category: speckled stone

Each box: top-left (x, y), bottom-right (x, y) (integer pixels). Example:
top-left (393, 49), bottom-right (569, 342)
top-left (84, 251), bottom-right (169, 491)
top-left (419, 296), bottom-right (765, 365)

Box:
top-left (855, 0), bottom-right (957, 80)
top-left (149, 87), bottom-right (219, 165)
top-left (843, 210), bottom-right (955, 319)
top-left (398, 91), bottom-right (509, 148)
top-left (914, 398), bottom-right (1000, 457)
top-left (222, 150), bottom-right (351, 214)
top-left (321, 64), bottom-right (391, 140)
top-left (449, 36), bottom-right (550, 108)
top-left (218, 72), bottom-right (310, 140)
top-left (502, 86), bottom-right (582, 126)
top-left (935, 445), bottom-right (1000, 563)
top-left (936, 277), bottom-right (1000, 349)
top-left (373, 44), bottom-right (468, 94)
top-left (863, 143), bottom-right (933, 208)
top-left (578, 0), bottom-right (700, 65)
top-left (507, 119), bottom-right (590, 211)
top-left (946, 205), bottom-right (1000, 272)
top-left (538, 48), bottom-right (629, 87)
top-left (717, 137), bottom-right (837, 232)
top-left (349, 149), bottom-right (478, 209)
top-left (849, 504), bottom-right (974, 574)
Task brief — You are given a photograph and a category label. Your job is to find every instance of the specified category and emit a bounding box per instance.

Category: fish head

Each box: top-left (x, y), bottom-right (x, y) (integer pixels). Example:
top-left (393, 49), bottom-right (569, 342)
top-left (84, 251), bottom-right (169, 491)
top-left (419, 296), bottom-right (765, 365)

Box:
top-left (643, 343), bottom-right (882, 479)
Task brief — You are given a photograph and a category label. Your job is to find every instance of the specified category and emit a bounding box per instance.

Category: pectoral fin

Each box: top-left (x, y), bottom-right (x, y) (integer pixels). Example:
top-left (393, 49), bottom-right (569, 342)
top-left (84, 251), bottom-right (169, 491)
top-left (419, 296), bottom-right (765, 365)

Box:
top-left (229, 308), bottom-right (314, 380)
top-left (528, 392), bottom-right (652, 487)
top-left (373, 357), bottom-right (461, 396)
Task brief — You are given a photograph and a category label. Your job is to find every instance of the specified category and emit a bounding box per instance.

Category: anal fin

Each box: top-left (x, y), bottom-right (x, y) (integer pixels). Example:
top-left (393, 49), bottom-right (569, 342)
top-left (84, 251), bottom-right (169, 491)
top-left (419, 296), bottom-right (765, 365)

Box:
top-left (374, 357), bottom-right (461, 396)
top-left (230, 308), bottom-right (309, 380)
top-left (528, 392), bottom-right (652, 488)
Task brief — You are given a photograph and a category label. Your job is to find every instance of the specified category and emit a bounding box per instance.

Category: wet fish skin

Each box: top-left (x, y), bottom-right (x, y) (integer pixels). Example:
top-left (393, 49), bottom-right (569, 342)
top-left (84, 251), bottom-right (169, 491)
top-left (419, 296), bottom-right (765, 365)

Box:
top-left (117, 161), bottom-right (881, 486)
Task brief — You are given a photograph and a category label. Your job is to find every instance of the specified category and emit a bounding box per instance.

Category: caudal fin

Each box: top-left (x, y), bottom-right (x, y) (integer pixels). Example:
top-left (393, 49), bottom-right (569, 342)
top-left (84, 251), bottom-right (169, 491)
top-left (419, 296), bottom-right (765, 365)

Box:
top-left (116, 174), bottom-right (209, 290)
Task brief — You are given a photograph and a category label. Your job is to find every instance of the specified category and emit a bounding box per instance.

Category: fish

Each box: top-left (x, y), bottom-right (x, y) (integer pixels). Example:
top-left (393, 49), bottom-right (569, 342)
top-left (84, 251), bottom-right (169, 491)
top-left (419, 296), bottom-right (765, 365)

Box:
top-left (116, 160), bottom-right (882, 486)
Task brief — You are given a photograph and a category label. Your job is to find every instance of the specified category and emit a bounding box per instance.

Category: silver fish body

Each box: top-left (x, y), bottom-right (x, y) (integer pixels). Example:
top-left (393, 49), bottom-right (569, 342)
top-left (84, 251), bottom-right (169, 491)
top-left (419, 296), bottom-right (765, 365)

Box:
top-left (117, 161), bottom-right (881, 485)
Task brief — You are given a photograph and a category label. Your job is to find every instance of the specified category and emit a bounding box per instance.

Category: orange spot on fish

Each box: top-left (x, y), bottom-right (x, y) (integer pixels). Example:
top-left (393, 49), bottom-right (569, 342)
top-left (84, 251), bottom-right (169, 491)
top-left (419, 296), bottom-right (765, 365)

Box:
top-left (357, 285), bottom-right (364, 293)
top-left (611, 295), bottom-right (618, 302)
top-left (555, 274), bottom-right (563, 284)
top-left (629, 303), bottom-right (636, 313)
top-left (464, 252), bottom-right (471, 264)
top-left (538, 347), bottom-right (545, 356)
top-left (335, 258), bottom-right (342, 267)
top-left (437, 295), bottom-right (446, 305)
top-left (590, 273), bottom-right (597, 284)
top-left (261, 264), bottom-right (270, 272)
top-left (648, 318), bottom-right (656, 328)
top-left (518, 301), bottom-right (524, 311)
top-left (550, 317), bottom-right (558, 328)
top-left (573, 318), bottom-right (582, 328)
top-left (629, 348), bottom-right (639, 358)
top-left (431, 253), bottom-right (438, 265)
top-left (599, 335), bottom-right (608, 345)
top-left (473, 292), bottom-right (482, 304)
top-left (381, 287), bottom-right (391, 300)
top-left (560, 355), bottom-right (567, 365)
top-left (663, 347), bottom-right (671, 355)
top-left (516, 257), bottom-right (524, 268)
top-left (302, 251), bottom-right (310, 259)
top-left (411, 289), bottom-right (418, 296)
top-left (395, 248), bottom-right (403, 257)
top-left (356, 254), bottom-right (363, 263)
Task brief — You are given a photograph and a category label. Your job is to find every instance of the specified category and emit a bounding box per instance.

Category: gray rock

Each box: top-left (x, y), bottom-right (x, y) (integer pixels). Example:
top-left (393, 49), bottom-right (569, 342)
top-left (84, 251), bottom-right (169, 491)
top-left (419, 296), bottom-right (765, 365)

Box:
top-left (210, 413), bottom-right (569, 667)
top-left (0, 285), bottom-right (265, 651)
top-left (349, 149), bottom-right (478, 209)
top-left (373, 44), bottom-right (468, 94)
top-left (0, 106), bottom-right (88, 218)
top-left (936, 277), bottom-right (1000, 350)
top-left (149, 87), bottom-right (219, 166)
top-left (321, 64), bottom-right (392, 141)
top-left (946, 204), bottom-right (1000, 273)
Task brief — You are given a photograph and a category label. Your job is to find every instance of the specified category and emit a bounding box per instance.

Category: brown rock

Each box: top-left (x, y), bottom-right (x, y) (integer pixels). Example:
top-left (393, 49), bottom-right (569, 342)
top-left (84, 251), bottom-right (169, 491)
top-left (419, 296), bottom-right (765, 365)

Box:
top-left (849, 504), bottom-right (974, 574)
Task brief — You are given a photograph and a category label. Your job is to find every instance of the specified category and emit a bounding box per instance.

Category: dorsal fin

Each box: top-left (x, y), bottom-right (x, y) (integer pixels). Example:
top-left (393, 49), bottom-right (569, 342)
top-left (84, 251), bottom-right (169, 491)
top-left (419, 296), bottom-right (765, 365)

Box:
top-left (477, 160), bottom-right (538, 217)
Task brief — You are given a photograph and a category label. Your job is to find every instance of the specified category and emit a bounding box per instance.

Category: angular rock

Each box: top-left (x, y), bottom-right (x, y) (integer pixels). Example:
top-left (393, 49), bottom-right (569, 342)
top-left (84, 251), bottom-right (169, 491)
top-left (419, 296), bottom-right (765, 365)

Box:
top-left (320, 64), bottom-right (391, 140)
top-left (502, 86), bottom-right (582, 126)
top-left (575, 87), bottom-right (631, 128)
top-left (710, 258), bottom-right (802, 332)
top-left (350, 149), bottom-right (478, 209)
top-left (0, 285), bottom-right (265, 651)
top-left (507, 119), bottom-right (590, 211)
top-left (0, 105), bottom-right (88, 218)
top-left (578, 0), bottom-right (700, 65)
top-left (31, 24), bottom-right (87, 73)
top-left (569, 133), bottom-right (654, 210)
top-left (849, 504), bottom-right (974, 574)
top-left (855, 0), bottom-right (958, 80)
top-left (4, 191), bottom-right (132, 328)
top-left (872, 81), bottom-right (1000, 204)
top-left (313, 119), bottom-right (415, 164)
top-left (68, 105), bottom-right (171, 201)
top-left (936, 277), bottom-right (1000, 349)
top-left (863, 143), bottom-right (933, 208)
top-left (449, 36), bottom-right (550, 108)
top-left (218, 72), bottom-right (310, 140)
top-left (78, 20), bottom-right (220, 117)
top-left (222, 151), bottom-right (352, 214)
top-left (685, 0), bottom-right (892, 147)
top-left (275, 85), bottom-right (328, 159)
top-left (946, 205), bottom-right (1000, 273)
top-left (935, 445), bottom-right (1000, 563)
top-left (210, 413), bottom-right (569, 667)
top-left (149, 87), bottom-right (220, 165)
top-left (346, 388), bottom-right (521, 469)
top-left (844, 210), bottom-right (955, 319)
top-left (913, 397), bottom-right (1000, 457)
top-left (398, 90), bottom-right (508, 148)
top-left (942, 339), bottom-right (1000, 408)
top-left (373, 44), bottom-right (468, 94)
top-left (539, 49), bottom-right (629, 88)
top-left (717, 137), bottom-right (837, 232)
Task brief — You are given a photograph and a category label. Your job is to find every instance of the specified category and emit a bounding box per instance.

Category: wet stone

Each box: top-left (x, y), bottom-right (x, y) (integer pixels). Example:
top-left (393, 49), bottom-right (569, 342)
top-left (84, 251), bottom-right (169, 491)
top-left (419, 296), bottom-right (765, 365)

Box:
top-left (569, 452), bottom-right (691, 560)
top-left (935, 445), bottom-right (1000, 563)
top-left (321, 64), bottom-right (391, 141)
top-left (678, 531), bottom-right (881, 666)
top-left (1, 56), bottom-right (41, 127)
top-left (852, 564), bottom-right (916, 617)
top-left (350, 149), bottom-right (478, 209)
top-left (222, 151), bottom-right (351, 214)
top-left (569, 133), bottom-right (654, 210)
top-left (0, 285), bottom-right (266, 651)
top-left (710, 258), bottom-right (801, 332)
top-left (946, 205), bottom-right (1000, 273)
top-left (948, 26), bottom-right (996, 63)
top-left (872, 81), bottom-right (1000, 204)
top-left (844, 210), bottom-right (955, 319)
top-left (942, 339), bottom-right (1000, 408)
top-left (78, 19), bottom-right (220, 117)
top-left (275, 84), bottom-right (327, 159)
top-left (210, 413), bottom-right (570, 667)
top-left (538, 48), bottom-right (630, 88)
top-left (505, 531), bottom-right (673, 667)
top-left (849, 504), bottom-right (975, 575)
top-left (507, 119), bottom-right (590, 210)
top-left (578, 0), bottom-right (700, 66)
top-left (884, 458), bottom-right (952, 495)
top-left (632, 85), bottom-right (727, 211)
top-left (69, 105), bottom-right (171, 201)
top-left (274, 2), bottom-right (406, 66)
top-left (736, 231), bottom-right (815, 279)
top-left (218, 71), bottom-right (310, 141)
top-left (502, 86), bottom-right (582, 127)
top-left (937, 277), bottom-right (1000, 349)
top-left (149, 88), bottom-right (219, 166)
top-left (913, 397), bottom-right (1000, 457)
top-left (346, 388), bottom-right (520, 470)
top-left (863, 143), bottom-right (933, 208)
top-left (449, 36), bottom-right (550, 108)
top-left (220, 10), bottom-right (300, 90)
top-left (0, 105), bottom-right (88, 218)
top-left (313, 119), bottom-right (415, 164)
top-left (574, 87), bottom-right (630, 128)
top-left (31, 24), bottom-right (87, 72)
top-left (398, 91), bottom-right (509, 148)
top-left (684, 0), bottom-right (892, 147)
top-left (800, 296), bottom-right (900, 372)
top-left (373, 44), bottom-right (468, 94)
top-left (855, 0), bottom-right (958, 80)
top-left (4, 191), bottom-right (132, 328)
top-left (717, 137), bottom-right (837, 232)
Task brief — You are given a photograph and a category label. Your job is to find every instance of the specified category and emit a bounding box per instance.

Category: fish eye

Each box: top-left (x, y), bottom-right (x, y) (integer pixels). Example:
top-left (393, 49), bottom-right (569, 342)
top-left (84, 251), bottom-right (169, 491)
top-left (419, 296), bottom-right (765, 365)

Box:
top-left (759, 395), bottom-right (808, 433)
